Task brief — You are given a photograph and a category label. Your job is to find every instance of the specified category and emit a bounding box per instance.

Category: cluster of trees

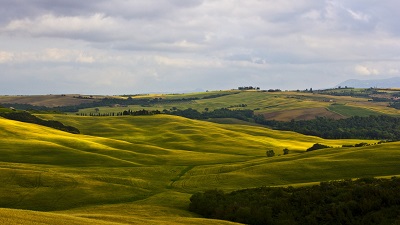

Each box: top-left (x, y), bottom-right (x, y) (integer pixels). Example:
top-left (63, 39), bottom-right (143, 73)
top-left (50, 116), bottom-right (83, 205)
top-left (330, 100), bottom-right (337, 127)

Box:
top-left (265, 89), bottom-right (282, 92)
top-left (72, 95), bottom-right (94, 99)
top-left (79, 109), bottom-right (162, 117)
top-left (342, 142), bottom-right (372, 148)
top-left (265, 148), bottom-right (288, 157)
top-left (122, 109), bottom-right (161, 116)
top-left (189, 177), bottom-right (400, 225)
top-left (255, 115), bottom-right (400, 140)
top-left (305, 142), bottom-right (377, 152)
top-left (227, 104), bottom-right (247, 108)
top-left (306, 143), bottom-right (331, 152)
top-left (238, 86), bottom-right (260, 90)
top-left (0, 111), bottom-right (80, 134)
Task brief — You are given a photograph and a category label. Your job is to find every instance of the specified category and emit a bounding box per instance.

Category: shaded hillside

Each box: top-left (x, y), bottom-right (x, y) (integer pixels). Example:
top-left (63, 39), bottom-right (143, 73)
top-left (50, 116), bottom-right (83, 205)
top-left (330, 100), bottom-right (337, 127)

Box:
top-left (0, 94), bottom-right (98, 107)
top-left (0, 111), bottom-right (80, 134)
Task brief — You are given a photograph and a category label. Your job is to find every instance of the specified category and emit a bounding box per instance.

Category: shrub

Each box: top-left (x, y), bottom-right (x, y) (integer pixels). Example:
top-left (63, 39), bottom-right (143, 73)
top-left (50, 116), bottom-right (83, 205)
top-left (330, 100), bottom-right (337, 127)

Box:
top-left (306, 143), bottom-right (331, 152)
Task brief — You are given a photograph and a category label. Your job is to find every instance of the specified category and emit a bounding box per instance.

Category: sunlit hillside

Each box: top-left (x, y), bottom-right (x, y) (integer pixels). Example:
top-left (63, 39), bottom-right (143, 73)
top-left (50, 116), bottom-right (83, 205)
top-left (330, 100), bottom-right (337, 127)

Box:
top-left (1, 114), bottom-right (399, 224)
top-left (73, 91), bottom-right (400, 121)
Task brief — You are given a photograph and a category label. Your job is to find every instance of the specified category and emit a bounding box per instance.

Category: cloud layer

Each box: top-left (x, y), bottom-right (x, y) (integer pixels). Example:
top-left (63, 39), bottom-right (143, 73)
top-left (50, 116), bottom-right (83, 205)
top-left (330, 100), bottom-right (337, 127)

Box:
top-left (1, 0), bottom-right (400, 94)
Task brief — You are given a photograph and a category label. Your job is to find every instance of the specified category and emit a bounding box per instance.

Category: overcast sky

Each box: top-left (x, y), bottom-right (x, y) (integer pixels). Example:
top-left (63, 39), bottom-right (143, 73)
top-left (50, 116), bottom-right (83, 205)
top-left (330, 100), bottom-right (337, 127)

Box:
top-left (1, 0), bottom-right (399, 94)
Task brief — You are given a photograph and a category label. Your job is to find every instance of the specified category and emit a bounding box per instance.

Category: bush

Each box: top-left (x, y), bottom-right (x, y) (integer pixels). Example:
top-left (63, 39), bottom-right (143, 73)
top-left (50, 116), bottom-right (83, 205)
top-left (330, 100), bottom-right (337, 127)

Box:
top-left (306, 143), bottom-right (331, 152)
top-left (283, 148), bottom-right (289, 155)
top-left (266, 150), bottom-right (275, 157)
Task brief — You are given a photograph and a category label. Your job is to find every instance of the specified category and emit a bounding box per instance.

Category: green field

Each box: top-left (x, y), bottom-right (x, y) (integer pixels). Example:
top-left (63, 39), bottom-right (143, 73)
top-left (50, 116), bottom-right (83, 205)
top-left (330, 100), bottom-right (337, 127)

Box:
top-left (1, 90), bottom-right (400, 224)
top-left (74, 91), bottom-right (399, 121)
top-left (327, 103), bottom-right (383, 117)
top-left (1, 113), bottom-right (399, 224)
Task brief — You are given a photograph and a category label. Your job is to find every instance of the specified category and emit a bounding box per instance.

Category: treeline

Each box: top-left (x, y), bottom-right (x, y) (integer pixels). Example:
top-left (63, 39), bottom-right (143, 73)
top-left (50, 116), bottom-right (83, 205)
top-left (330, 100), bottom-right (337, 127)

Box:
top-left (166, 108), bottom-right (254, 121)
top-left (79, 109), bottom-right (162, 116)
top-left (189, 177), bottom-right (400, 225)
top-left (0, 111), bottom-right (80, 134)
top-left (255, 115), bottom-right (400, 140)
top-left (1, 93), bottom-right (241, 113)
top-left (1, 97), bottom-right (199, 112)
top-left (122, 109), bottom-right (161, 116)
top-left (238, 86), bottom-right (260, 90)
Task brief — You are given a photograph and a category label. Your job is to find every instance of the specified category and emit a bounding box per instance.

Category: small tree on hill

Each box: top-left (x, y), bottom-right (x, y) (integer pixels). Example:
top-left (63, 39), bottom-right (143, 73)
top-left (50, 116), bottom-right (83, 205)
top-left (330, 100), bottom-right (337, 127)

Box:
top-left (266, 150), bottom-right (275, 157)
top-left (283, 148), bottom-right (289, 155)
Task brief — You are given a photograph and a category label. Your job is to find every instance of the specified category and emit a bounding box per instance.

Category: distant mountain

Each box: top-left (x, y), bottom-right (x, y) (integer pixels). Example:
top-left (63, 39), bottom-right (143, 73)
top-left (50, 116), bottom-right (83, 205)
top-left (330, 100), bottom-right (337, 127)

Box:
top-left (336, 77), bottom-right (400, 88)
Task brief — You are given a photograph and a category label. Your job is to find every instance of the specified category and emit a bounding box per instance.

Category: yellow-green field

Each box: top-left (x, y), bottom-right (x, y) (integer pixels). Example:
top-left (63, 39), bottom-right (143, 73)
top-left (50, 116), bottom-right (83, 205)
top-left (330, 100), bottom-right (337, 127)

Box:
top-left (75, 91), bottom-right (399, 121)
top-left (0, 95), bottom-right (99, 107)
top-left (1, 114), bottom-right (399, 224)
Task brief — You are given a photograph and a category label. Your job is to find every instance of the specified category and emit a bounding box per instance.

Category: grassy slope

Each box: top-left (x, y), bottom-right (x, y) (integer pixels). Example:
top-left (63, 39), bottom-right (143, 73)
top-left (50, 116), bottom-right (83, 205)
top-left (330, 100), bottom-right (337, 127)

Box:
top-left (1, 115), bottom-right (399, 224)
top-left (75, 91), bottom-right (399, 120)
top-left (0, 207), bottom-right (240, 225)
top-left (0, 95), bottom-right (98, 107)
top-left (38, 114), bottom-right (372, 154)
top-left (327, 103), bottom-right (383, 117)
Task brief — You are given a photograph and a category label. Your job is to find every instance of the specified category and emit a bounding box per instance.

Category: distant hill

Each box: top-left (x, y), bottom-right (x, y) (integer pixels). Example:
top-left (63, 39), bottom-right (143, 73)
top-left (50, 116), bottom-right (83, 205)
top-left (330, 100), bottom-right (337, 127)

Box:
top-left (336, 77), bottom-right (400, 88)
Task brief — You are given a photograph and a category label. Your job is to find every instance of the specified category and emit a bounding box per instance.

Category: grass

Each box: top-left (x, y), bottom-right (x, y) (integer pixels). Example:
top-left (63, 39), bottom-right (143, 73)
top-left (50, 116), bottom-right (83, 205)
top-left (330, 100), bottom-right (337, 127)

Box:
top-left (327, 103), bottom-right (383, 117)
top-left (172, 143), bottom-right (400, 192)
top-left (0, 114), bottom-right (399, 224)
top-left (0, 207), bottom-right (241, 225)
top-left (0, 95), bottom-right (99, 107)
top-left (261, 107), bottom-right (345, 121)
top-left (73, 91), bottom-right (399, 122)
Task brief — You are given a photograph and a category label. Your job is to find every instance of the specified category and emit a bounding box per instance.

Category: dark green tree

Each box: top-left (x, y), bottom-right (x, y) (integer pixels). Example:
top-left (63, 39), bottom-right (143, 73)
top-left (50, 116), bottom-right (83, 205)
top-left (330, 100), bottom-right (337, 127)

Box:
top-left (266, 150), bottom-right (275, 157)
top-left (283, 148), bottom-right (289, 155)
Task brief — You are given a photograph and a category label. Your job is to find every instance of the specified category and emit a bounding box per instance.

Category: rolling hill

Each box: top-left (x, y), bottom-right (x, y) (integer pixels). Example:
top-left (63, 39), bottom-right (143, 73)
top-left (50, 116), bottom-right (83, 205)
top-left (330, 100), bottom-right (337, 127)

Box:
top-left (1, 114), bottom-right (399, 224)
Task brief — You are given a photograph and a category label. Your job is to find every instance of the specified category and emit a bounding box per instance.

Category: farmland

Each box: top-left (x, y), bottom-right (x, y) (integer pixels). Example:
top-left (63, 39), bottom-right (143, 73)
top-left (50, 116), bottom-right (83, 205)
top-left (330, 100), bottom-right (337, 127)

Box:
top-left (1, 89), bottom-right (400, 224)
top-left (69, 90), bottom-right (400, 121)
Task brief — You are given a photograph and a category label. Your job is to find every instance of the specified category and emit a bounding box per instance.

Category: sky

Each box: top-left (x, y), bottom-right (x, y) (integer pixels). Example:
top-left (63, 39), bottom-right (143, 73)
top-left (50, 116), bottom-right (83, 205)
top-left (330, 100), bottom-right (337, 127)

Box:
top-left (0, 0), bottom-right (399, 94)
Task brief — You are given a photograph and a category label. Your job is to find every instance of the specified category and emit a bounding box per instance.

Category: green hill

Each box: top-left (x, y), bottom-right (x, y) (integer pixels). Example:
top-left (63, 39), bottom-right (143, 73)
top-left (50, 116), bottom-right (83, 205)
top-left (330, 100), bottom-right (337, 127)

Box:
top-left (0, 115), bottom-right (399, 224)
top-left (73, 90), bottom-right (400, 121)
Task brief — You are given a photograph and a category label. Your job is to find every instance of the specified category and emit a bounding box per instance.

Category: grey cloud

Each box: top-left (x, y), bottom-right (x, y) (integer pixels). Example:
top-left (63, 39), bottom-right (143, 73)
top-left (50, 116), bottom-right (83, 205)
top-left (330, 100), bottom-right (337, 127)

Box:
top-left (1, 0), bottom-right (400, 94)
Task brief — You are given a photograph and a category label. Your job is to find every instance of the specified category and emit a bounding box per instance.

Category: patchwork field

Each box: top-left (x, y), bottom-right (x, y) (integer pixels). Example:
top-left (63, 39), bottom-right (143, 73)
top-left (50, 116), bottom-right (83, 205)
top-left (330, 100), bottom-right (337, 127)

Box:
top-left (0, 95), bottom-right (99, 107)
top-left (1, 113), bottom-right (399, 224)
top-left (261, 107), bottom-right (345, 121)
top-left (69, 91), bottom-right (399, 121)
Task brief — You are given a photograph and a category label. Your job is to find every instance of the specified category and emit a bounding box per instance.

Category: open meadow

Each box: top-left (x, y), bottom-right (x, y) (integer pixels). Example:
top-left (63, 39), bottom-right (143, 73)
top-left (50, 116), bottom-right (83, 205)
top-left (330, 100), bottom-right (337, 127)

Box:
top-left (1, 110), bottom-right (399, 224)
top-left (1, 89), bottom-right (400, 224)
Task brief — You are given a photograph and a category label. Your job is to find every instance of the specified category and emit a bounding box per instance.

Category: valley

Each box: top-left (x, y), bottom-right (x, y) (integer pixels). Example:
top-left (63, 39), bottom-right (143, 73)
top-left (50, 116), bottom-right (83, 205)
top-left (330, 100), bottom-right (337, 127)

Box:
top-left (1, 89), bottom-right (400, 224)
